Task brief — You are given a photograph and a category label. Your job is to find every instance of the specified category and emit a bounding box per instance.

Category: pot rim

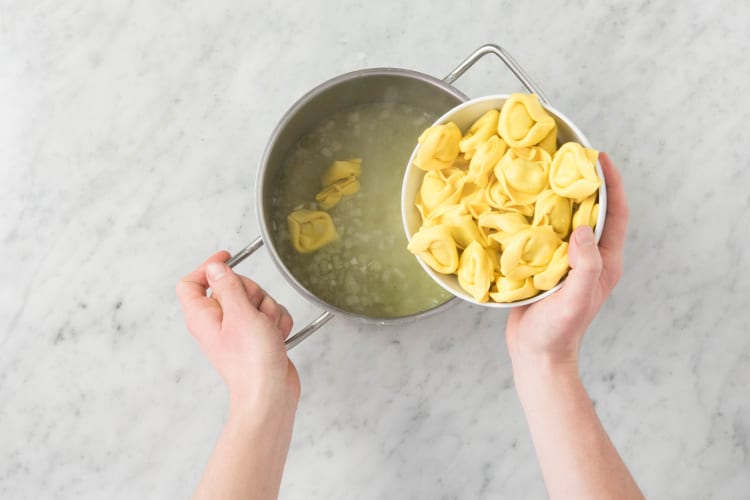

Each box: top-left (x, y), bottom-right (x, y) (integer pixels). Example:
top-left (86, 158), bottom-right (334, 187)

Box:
top-left (255, 68), bottom-right (469, 325)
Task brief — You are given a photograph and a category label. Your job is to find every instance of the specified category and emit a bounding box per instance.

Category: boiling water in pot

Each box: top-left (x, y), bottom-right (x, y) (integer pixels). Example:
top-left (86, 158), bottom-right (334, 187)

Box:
top-left (270, 101), bottom-right (452, 318)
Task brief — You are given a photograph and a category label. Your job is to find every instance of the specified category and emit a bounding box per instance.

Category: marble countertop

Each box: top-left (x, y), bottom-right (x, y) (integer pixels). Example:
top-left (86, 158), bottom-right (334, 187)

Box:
top-left (2, 1), bottom-right (749, 498)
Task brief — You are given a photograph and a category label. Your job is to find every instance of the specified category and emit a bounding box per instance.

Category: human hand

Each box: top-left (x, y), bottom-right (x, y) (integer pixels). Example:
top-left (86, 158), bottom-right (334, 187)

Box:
top-left (176, 251), bottom-right (300, 415)
top-left (505, 153), bottom-right (629, 372)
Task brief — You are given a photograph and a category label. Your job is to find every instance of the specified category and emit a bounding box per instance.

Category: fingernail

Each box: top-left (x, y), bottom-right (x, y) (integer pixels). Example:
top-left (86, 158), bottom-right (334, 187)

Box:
top-left (576, 226), bottom-right (595, 246)
top-left (206, 261), bottom-right (226, 280)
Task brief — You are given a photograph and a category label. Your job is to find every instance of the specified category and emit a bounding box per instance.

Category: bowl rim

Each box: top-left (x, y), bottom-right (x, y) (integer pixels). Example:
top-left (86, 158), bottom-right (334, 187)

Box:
top-left (401, 94), bottom-right (608, 308)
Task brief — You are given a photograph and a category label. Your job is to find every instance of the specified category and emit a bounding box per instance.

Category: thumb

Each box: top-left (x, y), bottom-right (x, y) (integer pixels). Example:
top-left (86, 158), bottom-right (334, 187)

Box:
top-left (561, 226), bottom-right (603, 304)
top-left (206, 261), bottom-right (253, 323)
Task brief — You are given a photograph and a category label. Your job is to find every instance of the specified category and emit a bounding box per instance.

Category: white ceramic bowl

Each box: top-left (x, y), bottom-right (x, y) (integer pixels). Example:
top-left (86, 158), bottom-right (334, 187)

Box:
top-left (401, 95), bottom-right (608, 308)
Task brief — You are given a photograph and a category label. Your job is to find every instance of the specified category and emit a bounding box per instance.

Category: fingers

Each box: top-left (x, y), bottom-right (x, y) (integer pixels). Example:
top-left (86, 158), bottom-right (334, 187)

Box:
top-left (597, 152), bottom-right (629, 290)
top-left (176, 250), bottom-right (231, 305)
top-left (259, 294), bottom-right (282, 328)
top-left (206, 261), bottom-right (255, 324)
top-left (178, 251), bottom-right (293, 342)
top-left (241, 276), bottom-right (293, 339)
top-left (257, 289), bottom-right (294, 340)
top-left (278, 305), bottom-right (294, 340)
top-left (240, 276), bottom-right (266, 310)
top-left (561, 226), bottom-right (603, 311)
top-left (598, 153), bottom-right (629, 256)
top-left (176, 251), bottom-right (232, 337)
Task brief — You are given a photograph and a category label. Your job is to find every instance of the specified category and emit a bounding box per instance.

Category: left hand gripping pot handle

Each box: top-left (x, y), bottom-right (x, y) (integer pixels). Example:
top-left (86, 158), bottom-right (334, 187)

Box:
top-left (226, 237), bottom-right (334, 350)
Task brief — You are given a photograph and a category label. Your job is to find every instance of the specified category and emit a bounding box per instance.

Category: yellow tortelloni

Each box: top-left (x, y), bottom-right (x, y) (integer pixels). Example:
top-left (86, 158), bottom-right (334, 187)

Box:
top-left (484, 245), bottom-right (501, 275)
top-left (533, 242), bottom-right (570, 291)
top-left (532, 189), bottom-right (573, 239)
top-left (316, 158), bottom-right (362, 210)
top-left (549, 142), bottom-right (601, 202)
top-left (459, 109), bottom-right (501, 159)
top-left (418, 201), bottom-right (488, 262)
top-left (497, 93), bottom-right (556, 149)
top-left (490, 276), bottom-right (538, 303)
top-left (321, 158), bottom-right (362, 186)
top-left (407, 225), bottom-right (460, 274)
top-left (415, 167), bottom-right (465, 219)
top-left (287, 209), bottom-right (339, 254)
top-left (477, 212), bottom-right (530, 250)
top-left (460, 182), bottom-right (493, 219)
top-left (485, 179), bottom-right (535, 217)
top-left (315, 176), bottom-right (360, 210)
top-left (457, 241), bottom-right (494, 302)
top-left (414, 122), bottom-right (462, 171)
top-left (537, 122), bottom-right (558, 156)
top-left (421, 203), bottom-right (463, 228)
top-left (440, 208), bottom-right (488, 249)
top-left (465, 135), bottom-right (507, 187)
top-left (572, 193), bottom-right (600, 229)
top-left (500, 225), bottom-right (562, 280)
top-left (494, 146), bottom-right (552, 205)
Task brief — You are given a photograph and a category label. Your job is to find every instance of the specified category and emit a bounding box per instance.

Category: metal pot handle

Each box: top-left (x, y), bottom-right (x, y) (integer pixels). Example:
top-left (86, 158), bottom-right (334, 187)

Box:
top-left (226, 237), bottom-right (334, 350)
top-left (443, 44), bottom-right (550, 105)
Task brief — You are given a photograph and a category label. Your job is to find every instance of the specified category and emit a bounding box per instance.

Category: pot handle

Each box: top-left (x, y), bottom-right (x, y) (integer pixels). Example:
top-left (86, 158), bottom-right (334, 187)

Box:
top-left (226, 237), bottom-right (334, 350)
top-left (443, 44), bottom-right (550, 105)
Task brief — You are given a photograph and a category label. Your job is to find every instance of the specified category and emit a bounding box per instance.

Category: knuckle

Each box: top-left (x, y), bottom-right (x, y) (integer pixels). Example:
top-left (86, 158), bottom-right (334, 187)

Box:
top-left (558, 301), bottom-right (580, 324)
top-left (577, 255), bottom-right (602, 276)
top-left (243, 278), bottom-right (261, 295)
top-left (222, 273), bottom-right (245, 293)
top-left (265, 296), bottom-right (281, 315)
top-left (242, 278), bottom-right (264, 305)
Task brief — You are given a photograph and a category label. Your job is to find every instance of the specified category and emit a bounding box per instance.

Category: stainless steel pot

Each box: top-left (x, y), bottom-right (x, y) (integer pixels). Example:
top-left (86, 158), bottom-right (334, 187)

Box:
top-left (227, 44), bottom-right (548, 349)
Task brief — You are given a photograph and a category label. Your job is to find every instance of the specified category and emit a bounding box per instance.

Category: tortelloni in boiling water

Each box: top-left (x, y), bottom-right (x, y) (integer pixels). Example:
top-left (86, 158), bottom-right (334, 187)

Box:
top-left (287, 209), bottom-right (339, 254)
top-left (315, 158), bottom-right (362, 210)
top-left (288, 158), bottom-right (364, 253)
top-left (407, 93), bottom-right (603, 303)
top-left (315, 176), bottom-right (360, 210)
top-left (321, 158), bottom-right (362, 186)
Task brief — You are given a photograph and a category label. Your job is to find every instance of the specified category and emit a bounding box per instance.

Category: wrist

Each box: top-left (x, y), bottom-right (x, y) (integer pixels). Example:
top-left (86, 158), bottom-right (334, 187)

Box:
top-left (512, 353), bottom-right (581, 399)
top-left (229, 386), bottom-right (299, 423)
top-left (226, 396), bottom-right (297, 447)
top-left (226, 366), bottom-right (301, 424)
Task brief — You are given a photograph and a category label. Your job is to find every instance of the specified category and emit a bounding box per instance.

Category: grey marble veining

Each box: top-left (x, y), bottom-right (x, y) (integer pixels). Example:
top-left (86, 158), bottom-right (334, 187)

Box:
top-left (1, 0), bottom-right (749, 498)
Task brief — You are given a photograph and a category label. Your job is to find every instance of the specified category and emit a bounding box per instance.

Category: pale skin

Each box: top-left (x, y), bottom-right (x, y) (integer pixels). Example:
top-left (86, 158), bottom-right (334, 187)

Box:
top-left (177, 254), bottom-right (299, 500)
top-left (506, 153), bottom-right (643, 499)
top-left (176, 152), bottom-right (643, 499)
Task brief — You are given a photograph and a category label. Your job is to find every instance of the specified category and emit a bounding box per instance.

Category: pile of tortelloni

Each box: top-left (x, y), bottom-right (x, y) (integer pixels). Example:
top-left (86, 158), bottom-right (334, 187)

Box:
top-left (406, 93), bottom-right (602, 303)
top-left (287, 159), bottom-right (362, 253)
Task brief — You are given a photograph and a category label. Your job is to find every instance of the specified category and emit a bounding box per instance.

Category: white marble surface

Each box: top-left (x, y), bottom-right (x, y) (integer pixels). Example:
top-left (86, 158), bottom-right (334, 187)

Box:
top-left (1, 0), bottom-right (749, 498)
